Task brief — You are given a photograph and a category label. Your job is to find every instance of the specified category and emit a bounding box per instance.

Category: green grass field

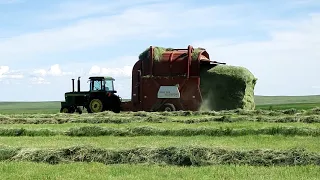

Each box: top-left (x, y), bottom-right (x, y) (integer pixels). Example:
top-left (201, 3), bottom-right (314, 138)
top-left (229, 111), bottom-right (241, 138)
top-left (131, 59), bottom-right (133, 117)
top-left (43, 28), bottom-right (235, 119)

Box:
top-left (1, 95), bottom-right (320, 114)
top-left (0, 95), bottom-right (319, 179)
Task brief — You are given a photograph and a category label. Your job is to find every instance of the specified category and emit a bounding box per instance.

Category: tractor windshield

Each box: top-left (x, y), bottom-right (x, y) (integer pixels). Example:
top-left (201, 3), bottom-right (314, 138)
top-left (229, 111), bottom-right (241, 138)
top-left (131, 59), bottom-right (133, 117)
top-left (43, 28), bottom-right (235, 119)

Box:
top-left (104, 79), bottom-right (114, 91)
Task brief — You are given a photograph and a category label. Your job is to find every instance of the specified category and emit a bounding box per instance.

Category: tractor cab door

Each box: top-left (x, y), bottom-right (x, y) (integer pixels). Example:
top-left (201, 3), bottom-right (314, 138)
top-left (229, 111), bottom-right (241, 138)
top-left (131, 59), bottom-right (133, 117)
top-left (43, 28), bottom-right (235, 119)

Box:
top-left (90, 80), bottom-right (104, 92)
top-left (104, 79), bottom-right (117, 93)
top-left (104, 79), bottom-right (114, 92)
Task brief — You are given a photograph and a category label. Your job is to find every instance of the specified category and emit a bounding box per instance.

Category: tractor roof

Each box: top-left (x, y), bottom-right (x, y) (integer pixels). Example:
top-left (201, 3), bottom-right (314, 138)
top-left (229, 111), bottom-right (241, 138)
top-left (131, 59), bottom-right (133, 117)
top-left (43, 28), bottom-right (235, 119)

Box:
top-left (89, 76), bottom-right (115, 80)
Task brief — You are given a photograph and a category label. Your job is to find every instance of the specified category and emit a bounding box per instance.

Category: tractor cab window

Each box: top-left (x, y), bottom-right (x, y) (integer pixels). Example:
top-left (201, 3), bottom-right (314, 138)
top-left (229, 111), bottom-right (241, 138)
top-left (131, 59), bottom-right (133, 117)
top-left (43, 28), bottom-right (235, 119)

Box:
top-left (105, 80), bottom-right (114, 91)
top-left (90, 80), bottom-right (103, 91)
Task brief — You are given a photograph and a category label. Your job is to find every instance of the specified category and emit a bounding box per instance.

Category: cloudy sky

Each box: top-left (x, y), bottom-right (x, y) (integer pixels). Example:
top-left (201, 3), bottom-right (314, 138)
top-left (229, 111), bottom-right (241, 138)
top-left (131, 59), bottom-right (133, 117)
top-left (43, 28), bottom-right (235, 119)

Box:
top-left (0, 0), bottom-right (319, 101)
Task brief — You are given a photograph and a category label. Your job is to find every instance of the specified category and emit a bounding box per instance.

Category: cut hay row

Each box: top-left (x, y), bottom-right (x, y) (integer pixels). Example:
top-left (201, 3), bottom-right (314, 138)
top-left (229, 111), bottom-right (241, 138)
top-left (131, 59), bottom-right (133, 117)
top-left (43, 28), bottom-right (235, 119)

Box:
top-left (1, 135), bottom-right (318, 152)
top-left (132, 108), bottom-right (320, 117)
top-left (1, 145), bottom-right (319, 166)
top-left (1, 114), bottom-right (320, 124)
top-left (0, 126), bottom-right (319, 137)
top-left (1, 107), bottom-right (319, 118)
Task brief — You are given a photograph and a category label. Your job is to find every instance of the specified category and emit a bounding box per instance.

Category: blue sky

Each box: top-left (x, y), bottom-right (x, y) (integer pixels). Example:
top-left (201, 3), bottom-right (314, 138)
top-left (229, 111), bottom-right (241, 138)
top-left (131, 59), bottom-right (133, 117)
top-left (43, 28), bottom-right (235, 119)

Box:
top-left (0, 0), bottom-right (320, 101)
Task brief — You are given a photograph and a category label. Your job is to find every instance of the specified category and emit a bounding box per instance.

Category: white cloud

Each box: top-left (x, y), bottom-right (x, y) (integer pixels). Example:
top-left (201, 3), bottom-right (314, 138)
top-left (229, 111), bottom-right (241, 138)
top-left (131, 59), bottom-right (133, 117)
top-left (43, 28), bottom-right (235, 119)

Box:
top-left (47, 64), bottom-right (63, 76)
top-left (88, 65), bottom-right (100, 75)
top-left (30, 77), bottom-right (50, 85)
top-left (32, 64), bottom-right (72, 77)
top-left (0, 66), bottom-right (9, 75)
top-left (0, 2), bottom-right (241, 61)
top-left (193, 13), bottom-right (320, 95)
top-left (32, 69), bottom-right (47, 77)
top-left (28, 64), bottom-right (73, 85)
top-left (0, 66), bottom-right (24, 80)
top-left (88, 65), bottom-right (132, 78)
top-left (42, 0), bottom-right (166, 21)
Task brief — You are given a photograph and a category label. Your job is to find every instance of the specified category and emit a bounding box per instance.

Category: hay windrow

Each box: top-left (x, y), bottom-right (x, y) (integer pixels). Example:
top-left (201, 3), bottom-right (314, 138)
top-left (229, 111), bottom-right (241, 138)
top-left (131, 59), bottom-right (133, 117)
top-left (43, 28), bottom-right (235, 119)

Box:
top-left (0, 113), bottom-right (320, 124)
top-left (200, 65), bottom-right (257, 111)
top-left (0, 126), bottom-right (319, 137)
top-left (1, 145), bottom-right (319, 166)
top-left (1, 107), bottom-right (319, 120)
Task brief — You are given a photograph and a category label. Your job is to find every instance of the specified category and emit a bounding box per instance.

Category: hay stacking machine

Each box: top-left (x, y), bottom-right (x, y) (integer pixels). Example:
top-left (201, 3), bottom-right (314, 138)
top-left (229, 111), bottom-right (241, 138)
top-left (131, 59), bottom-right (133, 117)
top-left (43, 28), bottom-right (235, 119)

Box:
top-left (121, 45), bottom-right (226, 112)
top-left (60, 45), bottom-right (225, 114)
top-left (60, 76), bottom-right (122, 113)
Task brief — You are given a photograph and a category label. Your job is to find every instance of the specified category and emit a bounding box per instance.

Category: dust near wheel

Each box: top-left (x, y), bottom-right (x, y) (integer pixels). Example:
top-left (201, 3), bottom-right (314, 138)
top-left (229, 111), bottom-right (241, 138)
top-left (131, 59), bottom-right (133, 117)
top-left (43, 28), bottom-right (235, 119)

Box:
top-left (89, 99), bottom-right (103, 113)
top-left (162, 103), bottom-right (176, 111)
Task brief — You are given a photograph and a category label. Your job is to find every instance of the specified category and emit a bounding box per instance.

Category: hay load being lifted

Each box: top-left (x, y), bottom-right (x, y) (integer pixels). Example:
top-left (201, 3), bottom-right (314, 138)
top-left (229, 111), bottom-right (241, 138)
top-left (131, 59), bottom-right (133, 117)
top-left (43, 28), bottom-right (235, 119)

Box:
top-left (199, 64), bottom-right (257, 111)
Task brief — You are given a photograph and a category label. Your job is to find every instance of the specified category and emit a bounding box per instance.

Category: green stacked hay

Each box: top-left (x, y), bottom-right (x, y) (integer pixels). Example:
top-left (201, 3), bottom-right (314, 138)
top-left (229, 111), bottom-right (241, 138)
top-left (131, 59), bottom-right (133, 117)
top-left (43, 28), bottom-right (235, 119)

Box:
top-left (138, 47), bottom-right (204, 62)
top-left (200, 65), bottom-right (257, 111)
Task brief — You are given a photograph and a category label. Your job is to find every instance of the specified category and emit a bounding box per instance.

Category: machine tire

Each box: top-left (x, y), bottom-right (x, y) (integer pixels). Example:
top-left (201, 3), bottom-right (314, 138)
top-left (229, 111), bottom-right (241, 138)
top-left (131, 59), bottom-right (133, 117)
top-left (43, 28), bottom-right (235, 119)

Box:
top-left (60, 106), bottom-right (75, 113)
top-left (162, 103), bottom-right (176, 112)
top-left (88, 99), bottom-right (103, 113)
top-left (110, 96), bottom-right (121, 113)
top-left (60, 107), bottom-right (69, 113)
top-left (75, 107), bottom-right (83, 114)
top-left (112, 106), bottom-right (121, 113)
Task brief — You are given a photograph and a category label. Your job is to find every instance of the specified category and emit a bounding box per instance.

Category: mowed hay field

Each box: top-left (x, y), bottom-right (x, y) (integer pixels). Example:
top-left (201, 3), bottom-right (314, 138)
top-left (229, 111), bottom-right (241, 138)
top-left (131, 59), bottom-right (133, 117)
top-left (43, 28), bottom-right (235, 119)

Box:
top-left (0, 96), bottom-right (320, 179)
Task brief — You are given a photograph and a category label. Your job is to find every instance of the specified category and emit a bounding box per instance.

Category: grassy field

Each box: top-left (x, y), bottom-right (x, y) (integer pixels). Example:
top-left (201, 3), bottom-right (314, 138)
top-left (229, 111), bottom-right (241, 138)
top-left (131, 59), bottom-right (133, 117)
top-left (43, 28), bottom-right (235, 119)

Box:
top-left (1, 95), bottom-right (320, 114)
top-left (0, 95), bottom-right (320, 179)
top-left (1, 163), bottom-right (319, 180)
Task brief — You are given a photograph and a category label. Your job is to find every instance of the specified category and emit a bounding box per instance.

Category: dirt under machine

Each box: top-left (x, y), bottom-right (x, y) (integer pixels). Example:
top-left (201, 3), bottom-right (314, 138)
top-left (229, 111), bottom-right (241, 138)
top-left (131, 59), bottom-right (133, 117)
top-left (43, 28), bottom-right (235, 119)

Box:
top-left (60, 76), bottom-right (122, 113)
top-left (121, 45), bottom-right (226, 112)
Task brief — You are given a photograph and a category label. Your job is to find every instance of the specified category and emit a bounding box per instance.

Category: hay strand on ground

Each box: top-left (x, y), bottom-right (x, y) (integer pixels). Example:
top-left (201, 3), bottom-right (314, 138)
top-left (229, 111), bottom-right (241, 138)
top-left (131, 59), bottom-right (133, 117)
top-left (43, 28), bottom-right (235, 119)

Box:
top-left (0, 126), bottom-right (319, 137)
top-left (1, 146), bottom-right (319, 166)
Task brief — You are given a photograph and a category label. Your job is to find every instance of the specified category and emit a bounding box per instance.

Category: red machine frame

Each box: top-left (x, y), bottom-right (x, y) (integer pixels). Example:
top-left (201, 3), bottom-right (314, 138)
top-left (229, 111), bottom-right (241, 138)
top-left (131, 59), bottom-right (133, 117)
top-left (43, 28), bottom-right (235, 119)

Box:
top-left (121, 45), bottom-right (225, 111)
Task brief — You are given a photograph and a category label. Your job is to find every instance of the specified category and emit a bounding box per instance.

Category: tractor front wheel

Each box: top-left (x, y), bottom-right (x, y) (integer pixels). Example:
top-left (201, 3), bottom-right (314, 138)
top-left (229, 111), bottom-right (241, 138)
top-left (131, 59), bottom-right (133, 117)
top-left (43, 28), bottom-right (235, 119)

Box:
top-left (88, 99), bottom-right (104, 113)
top-left (60, 106), bottom-right (75, 113)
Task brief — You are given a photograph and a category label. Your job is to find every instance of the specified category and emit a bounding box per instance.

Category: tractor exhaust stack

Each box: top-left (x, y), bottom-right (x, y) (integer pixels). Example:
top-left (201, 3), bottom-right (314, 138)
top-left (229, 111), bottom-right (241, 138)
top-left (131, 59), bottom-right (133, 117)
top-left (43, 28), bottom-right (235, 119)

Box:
top-left (77, 77), bottom-right (81, 92)
top-left (72, 79), bottom-right (75, 92)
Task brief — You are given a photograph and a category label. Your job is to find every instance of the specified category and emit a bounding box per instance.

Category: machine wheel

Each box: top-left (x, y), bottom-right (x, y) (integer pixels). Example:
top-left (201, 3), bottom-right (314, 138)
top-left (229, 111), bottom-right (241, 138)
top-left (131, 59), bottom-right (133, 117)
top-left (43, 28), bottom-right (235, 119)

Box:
top-left (75, 107), bottom-right (83, 114)
top-left (110, 96), bottom-right (121, 113)
top-left (88, 99), bottom-right (103, 113)
top-left (60, 106), bottom-right (75, 113)
top-left (60, 107), bottom-right (69, 113)
top-left (162, 103), bottom-right (176, 112)
top-left (112, 105), bottom-right (121, 113)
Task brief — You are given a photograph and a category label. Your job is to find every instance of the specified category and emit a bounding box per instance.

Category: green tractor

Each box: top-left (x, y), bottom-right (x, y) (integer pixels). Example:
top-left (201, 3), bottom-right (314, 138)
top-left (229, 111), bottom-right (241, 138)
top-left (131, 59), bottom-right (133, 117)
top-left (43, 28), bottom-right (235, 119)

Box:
top-left (60, 76), bottom-right (122, 114)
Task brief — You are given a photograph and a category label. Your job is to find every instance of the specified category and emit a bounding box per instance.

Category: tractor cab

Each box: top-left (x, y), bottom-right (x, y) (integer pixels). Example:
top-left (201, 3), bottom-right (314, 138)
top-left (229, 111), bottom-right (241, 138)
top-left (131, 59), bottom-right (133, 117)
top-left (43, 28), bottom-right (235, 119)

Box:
top-left (88, 76), bottom-right (117, 93)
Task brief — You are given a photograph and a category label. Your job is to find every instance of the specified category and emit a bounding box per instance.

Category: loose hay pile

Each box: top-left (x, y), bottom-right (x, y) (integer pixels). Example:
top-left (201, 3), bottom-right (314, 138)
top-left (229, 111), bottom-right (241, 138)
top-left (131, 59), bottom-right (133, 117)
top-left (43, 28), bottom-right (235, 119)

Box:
top-left (200, 65), bottom-right (257, 111)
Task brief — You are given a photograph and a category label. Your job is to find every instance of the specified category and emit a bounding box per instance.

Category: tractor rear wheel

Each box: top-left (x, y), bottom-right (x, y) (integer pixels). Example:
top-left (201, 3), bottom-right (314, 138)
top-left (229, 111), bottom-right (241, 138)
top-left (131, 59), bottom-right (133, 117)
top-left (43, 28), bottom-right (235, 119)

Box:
top-left (110, 96), bottom-right (121, 113)
top-left (112, 105), bottom-right (121, 113)
top-left (88, 99), bottom-right (103, 113)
